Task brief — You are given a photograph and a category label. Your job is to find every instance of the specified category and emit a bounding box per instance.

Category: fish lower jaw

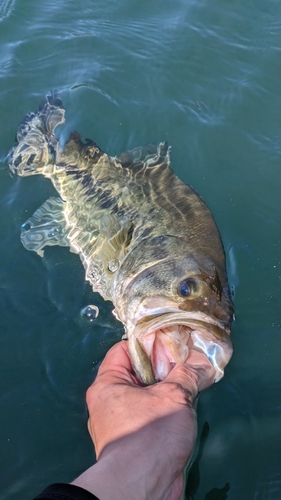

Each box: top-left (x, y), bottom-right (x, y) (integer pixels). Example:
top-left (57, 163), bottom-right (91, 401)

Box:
top-left (135, 322), bottom-right (233, 384)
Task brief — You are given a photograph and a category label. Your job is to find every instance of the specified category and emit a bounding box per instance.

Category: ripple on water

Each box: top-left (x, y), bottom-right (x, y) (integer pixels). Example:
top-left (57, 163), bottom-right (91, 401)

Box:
top-left (71, 83), bottom-right (118, 105)
top-left (255, 474), bottom-right (281, 500)
top-left (0, 0), bottom-right (16, 22)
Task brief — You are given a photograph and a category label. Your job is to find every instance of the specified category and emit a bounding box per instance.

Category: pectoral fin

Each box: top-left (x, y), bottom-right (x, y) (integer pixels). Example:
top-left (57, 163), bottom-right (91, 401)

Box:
top-left (21, 197), bottom-right (69, 256)
top-left (94, 214), bottom-right (133, 274)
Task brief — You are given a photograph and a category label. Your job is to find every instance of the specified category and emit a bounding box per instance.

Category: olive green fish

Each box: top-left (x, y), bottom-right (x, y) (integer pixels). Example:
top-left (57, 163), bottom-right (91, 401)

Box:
top-left (8, 92), bottom-right (234, 385)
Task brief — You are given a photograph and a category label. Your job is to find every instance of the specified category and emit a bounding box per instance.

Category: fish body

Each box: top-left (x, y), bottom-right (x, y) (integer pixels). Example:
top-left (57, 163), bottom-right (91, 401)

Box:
top-left (8, 92), bottom-right (234, 385)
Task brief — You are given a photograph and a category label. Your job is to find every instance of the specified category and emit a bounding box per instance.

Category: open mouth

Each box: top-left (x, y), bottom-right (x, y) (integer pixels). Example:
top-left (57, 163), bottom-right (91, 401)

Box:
top-left (132, 312), bottom-right (233, 383)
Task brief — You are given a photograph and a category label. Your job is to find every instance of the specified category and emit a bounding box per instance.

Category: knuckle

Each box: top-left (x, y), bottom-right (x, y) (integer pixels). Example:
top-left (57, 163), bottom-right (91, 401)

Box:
top-left (86, 383), bottom-right (99, 407)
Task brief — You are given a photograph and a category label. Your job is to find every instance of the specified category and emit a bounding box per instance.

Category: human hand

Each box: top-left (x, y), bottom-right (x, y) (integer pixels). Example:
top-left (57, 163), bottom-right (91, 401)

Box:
top-left (73, 341), bottom-right (216, 500)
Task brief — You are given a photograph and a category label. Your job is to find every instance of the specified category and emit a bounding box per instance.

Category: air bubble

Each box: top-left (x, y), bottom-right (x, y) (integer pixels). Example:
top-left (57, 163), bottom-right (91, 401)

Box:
top-left (21, 222), bottom-right (31, 231)
top-left (80, 305), bottom-right (99, 322)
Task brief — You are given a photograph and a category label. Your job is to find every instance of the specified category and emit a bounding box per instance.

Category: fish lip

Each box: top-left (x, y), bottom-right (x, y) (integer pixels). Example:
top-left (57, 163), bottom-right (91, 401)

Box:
top-left (132, 310), bottom-right (233, 383)
top-left (134, 311), bottom-right (230, 341)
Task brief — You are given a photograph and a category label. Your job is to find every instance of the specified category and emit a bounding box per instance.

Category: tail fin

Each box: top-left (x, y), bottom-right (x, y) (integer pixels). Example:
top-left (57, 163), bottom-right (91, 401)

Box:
top-left (8, 91), bottom-right (65, 176)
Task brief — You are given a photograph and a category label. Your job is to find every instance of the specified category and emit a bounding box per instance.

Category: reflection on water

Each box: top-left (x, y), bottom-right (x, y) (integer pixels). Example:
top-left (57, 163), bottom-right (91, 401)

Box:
top-left (0, 0), bottom-right (281, 499)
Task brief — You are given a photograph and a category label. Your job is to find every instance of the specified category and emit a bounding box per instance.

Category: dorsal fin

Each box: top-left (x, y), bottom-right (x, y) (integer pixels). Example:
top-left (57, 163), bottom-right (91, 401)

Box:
top-left (116, 142), bottom-right (170, 173)
top-left (60, 132), bottom-right (104, 167)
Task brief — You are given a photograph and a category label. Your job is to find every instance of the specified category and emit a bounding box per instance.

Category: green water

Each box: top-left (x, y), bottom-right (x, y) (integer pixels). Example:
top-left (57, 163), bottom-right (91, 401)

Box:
top-left (0, 0), bottom-right (280, 498)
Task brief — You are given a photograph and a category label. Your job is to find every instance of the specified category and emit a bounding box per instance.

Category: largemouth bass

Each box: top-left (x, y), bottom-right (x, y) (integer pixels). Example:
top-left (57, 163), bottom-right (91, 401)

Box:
top-left (8, 92), bottom-right (234, 385)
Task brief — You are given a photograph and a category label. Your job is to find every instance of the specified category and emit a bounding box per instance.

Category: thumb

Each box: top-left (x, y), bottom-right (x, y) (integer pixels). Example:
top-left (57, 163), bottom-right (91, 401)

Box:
top-left (184, 350), bottom-right (216, 391)
top-left (165, 350), bottom-right (216, 398)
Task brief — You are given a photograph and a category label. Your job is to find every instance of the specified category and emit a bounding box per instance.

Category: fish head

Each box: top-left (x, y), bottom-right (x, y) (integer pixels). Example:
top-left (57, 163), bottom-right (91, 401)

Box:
top-left (113, 235), bottom-right (234, 385)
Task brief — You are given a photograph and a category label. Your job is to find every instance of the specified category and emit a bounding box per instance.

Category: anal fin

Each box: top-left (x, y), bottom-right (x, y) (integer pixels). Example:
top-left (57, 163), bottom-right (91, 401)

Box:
top-left (21, 197), bottom-right (69, 256)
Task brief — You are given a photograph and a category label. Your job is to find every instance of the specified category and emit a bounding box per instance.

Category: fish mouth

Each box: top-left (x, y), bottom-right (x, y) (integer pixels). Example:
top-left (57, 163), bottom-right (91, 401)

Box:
top-left (130, 312), bottom-right (233, 385)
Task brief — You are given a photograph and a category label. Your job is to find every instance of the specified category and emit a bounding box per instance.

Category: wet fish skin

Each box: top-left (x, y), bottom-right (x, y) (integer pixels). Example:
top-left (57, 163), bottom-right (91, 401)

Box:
top-left (8, 91), bottom-right (234, 385)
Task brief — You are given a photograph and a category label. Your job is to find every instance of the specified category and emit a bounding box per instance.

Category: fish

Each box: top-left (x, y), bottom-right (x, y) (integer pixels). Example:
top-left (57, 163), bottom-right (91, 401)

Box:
top-left (8, 91), bottom-right (234, 385)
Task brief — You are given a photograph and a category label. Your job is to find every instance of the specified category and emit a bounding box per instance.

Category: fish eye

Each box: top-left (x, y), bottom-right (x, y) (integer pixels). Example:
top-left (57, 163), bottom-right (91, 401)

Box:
top-left (178, 278), bottom-right (197, 297)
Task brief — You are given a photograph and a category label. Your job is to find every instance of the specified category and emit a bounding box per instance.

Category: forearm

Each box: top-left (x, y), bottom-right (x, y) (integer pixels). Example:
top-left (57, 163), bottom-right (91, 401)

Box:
top-left (72, 412), bottom-right (196, 500)
top-left (72, 457), bottom-right (121, 500)
top-left (72, 451), bottom-right (183, 500)
top-left (72, 448), bottom-right (153, 500)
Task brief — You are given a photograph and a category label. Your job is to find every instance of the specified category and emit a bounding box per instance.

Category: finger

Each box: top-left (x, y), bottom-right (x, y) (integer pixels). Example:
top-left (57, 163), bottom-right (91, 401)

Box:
top-left (96, 341), bottom-right (138, 385)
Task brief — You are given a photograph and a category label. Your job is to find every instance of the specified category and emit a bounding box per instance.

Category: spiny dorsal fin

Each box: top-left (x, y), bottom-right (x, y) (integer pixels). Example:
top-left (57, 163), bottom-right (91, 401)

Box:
top-left (116, 142), bottom-right (170, 172)
top-left (60, 132), bottom-right (104, 166)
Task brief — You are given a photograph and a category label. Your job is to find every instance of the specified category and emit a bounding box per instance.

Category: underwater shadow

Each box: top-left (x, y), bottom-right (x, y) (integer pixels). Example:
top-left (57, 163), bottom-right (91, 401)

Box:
top-left (185, 422), bottom-right (230, 500)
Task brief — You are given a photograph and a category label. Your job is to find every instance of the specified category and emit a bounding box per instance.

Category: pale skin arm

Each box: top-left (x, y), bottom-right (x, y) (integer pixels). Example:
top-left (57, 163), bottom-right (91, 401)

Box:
top-left (72, 341), bottom-right (216, 500)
